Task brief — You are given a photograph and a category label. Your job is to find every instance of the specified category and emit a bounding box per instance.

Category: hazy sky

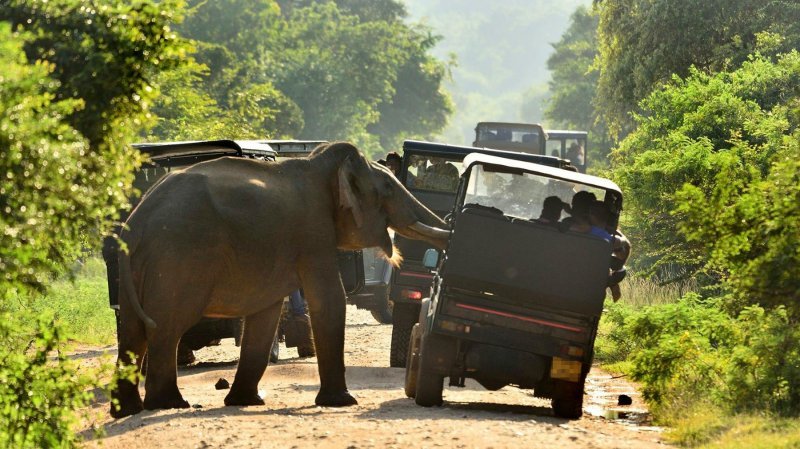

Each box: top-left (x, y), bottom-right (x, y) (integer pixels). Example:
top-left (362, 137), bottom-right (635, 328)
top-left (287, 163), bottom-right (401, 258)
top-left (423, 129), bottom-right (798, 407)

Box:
top-left (402, 0), bottom-right (591, 144)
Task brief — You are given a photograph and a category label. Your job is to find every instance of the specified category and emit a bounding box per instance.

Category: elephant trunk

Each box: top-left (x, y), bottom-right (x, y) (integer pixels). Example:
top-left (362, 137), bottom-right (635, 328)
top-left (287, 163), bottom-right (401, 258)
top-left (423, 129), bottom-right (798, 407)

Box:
top-left (390, 195), bottom-right (450, 250)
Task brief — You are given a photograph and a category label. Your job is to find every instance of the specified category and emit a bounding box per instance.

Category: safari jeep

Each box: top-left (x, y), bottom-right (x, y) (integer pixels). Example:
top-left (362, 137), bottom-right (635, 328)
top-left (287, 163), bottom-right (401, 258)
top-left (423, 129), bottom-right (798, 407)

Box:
top-left (404, 152), bottom-right (624, 419)
top-left (389, 140), bottom-right (573, 367)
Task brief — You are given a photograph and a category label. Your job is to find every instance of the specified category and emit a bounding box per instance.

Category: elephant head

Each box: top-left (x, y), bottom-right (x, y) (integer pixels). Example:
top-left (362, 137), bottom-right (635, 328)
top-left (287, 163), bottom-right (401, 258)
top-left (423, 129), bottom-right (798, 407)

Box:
top-left (312, 142), bottom-right (449, 261)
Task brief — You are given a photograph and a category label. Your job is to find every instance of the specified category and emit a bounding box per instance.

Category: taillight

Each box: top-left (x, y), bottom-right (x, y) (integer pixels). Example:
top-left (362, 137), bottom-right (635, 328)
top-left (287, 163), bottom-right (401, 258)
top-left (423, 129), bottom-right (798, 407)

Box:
top-left (402, 289), bottom-right (422, 300)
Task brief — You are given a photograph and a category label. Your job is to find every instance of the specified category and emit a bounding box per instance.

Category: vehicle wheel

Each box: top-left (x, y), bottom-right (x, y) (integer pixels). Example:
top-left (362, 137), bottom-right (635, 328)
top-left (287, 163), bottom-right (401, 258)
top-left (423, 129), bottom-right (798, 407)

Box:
top-left (404, 324), bottom-right (421, 398)
top-left (369, 287), bottom-right (393, 324)
top-left (414, 332), bottom-right (443, 407)
top-left (551, 381), bottom-right (585, 420)
top-left (390, 304), bottom-right (418, 367)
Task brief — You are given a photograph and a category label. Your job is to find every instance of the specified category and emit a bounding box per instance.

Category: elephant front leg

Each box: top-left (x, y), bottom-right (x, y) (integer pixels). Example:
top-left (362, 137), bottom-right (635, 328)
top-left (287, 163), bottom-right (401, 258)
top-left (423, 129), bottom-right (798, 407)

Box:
top-left (300, 256), bottom-right (358, 407)
top-left (225, 301), bottom-right (282, 406)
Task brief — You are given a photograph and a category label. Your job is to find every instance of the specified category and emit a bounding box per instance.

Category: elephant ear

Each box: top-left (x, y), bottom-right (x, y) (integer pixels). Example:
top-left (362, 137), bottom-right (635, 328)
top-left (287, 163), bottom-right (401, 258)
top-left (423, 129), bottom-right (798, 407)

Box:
top-left (338, 155), bottom-right (364, 228)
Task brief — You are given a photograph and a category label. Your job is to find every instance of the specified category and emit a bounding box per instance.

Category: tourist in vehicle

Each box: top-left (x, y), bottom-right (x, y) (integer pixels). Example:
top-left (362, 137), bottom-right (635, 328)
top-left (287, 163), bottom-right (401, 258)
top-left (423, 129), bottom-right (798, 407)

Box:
top-left (418, 157), bottom-right (459, 191)
top-left (588, 200), bottom-right (613, 242)
top-left (566, 142), bottom-right (585, 168)
top-left (535, 196), bottom-right (566, 226)
top-left (385, 151), bottom-right (402, 176)
top-left (560, 190), bottom-right (596, 232)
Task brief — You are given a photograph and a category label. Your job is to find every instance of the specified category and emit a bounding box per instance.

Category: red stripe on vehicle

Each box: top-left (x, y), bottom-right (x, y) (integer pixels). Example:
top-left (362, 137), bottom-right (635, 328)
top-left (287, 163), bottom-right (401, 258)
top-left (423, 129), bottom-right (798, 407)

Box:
top-left (399, 272), bottom-right (434, 280)
top-left (454, 303), bottom-right (584, 333)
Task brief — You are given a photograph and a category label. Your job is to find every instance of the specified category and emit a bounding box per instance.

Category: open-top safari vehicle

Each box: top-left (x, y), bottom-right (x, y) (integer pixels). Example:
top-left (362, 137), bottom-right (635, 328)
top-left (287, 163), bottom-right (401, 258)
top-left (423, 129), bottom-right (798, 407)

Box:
top-left (404, 152), bottom-right (624, 419)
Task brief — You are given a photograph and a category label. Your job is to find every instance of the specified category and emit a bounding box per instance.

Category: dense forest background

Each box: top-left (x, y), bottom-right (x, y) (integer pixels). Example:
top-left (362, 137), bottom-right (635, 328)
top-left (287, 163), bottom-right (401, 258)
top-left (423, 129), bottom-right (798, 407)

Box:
top-left (403, 0), bottom-right (590, 145)
top-left (2, 0), bottom-right (800, 447)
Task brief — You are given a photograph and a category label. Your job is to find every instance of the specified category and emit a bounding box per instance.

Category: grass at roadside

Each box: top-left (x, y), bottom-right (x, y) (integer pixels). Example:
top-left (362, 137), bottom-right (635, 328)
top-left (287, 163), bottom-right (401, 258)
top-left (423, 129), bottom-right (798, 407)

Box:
top-left (5, 257), bottom-right (116, 346)
top-left (666, 410), bottom-right (800, 448)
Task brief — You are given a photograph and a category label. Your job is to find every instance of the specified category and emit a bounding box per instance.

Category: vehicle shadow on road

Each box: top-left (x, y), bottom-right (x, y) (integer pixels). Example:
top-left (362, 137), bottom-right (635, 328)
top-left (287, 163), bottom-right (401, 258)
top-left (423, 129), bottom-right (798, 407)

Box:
top-left (364, 396), bottom-right (560, 423)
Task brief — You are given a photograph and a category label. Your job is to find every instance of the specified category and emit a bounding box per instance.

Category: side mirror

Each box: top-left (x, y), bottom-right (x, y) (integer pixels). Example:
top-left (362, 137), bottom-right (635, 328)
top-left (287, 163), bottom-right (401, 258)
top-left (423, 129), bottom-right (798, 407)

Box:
top-left (422, 248), bottom-right (440, 269)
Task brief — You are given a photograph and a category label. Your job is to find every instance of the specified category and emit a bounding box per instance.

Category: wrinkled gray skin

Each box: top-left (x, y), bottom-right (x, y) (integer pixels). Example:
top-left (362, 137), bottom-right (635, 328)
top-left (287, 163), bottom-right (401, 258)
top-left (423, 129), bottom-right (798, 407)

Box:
top-left (111, 142), bottom-right (448, 418)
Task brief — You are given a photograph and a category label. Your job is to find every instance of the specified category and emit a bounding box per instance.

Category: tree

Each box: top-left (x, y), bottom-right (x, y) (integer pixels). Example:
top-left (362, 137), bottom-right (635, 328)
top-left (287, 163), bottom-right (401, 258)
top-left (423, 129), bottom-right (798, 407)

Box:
top-left (595, 0), bottom-right (800, 138)
top-left (0, 0), bottom-right (190, 293)
top-left (174, 0), bottom-right (304, 139)
top-left (368, 26), bottom-right (453, 151)
top-left (178, 0), bottom-right (452, 156)
top-left (612, 50), bottom-right (800, 290)
top-left (544, 5), bottom-right (613, 166)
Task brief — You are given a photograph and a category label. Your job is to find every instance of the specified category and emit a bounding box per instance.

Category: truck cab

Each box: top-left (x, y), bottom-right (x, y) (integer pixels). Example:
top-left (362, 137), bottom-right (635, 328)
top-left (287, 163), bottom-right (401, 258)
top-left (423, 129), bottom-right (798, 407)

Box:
top-left (473, 122), bottom-right (547, 155)
top-left (404, 152), bottom-right (624, 419)
top-left (545, 130), bottom-right (589, 173)
top-left (389, 140), bottom-right (573, 367)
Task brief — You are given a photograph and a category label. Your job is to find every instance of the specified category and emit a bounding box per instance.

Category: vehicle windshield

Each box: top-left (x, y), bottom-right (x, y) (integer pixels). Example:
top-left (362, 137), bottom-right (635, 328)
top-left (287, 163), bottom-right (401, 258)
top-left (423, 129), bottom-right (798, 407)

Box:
top-left (404, 154), bottom-right (464, 193)
top-left (475, 124), bottom-right (544, 144)
top-left (463, 163), bottom-right (606, 220)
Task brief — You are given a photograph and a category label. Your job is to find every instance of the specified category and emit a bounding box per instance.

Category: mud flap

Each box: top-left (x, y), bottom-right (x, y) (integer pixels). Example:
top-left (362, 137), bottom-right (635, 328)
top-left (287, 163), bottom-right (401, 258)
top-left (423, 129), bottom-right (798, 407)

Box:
top-left (284, 314), bottom-right (315, 354)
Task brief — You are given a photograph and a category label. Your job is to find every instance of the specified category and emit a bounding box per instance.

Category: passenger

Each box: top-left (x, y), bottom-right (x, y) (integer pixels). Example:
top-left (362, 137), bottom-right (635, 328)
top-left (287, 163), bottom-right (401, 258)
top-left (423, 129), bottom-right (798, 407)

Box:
top-left (608, 230), bottom-right (631, 301)
top-left (566, 142), bottom-right (585, 168)
top-left (560, 190), bottom-right (596, 232)
top-left (385, 151), bottom-right (402, 176)
top-left (419, 157), bottom-right (459, 191)
top-left (588, 200), bottom-right (613, 242)
top-left (586, 200), bottom-right (631, 302)
top-left (535, 196), bottom-right (565, 226)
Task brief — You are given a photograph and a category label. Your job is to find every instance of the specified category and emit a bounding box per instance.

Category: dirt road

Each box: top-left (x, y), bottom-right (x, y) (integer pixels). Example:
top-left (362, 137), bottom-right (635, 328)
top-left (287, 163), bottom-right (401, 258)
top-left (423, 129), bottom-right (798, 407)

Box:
top-left (81, 307), bottom-right (666, 448)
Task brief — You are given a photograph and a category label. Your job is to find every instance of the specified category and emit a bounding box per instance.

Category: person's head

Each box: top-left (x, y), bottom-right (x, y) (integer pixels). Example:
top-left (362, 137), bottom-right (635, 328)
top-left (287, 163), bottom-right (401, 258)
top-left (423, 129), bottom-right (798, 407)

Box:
top-left (385, 152), bottom-right (401, 174)
top-left (539, 196), bottom-right (565, 222)
top-left (570, 190), bottom-right (596, 221)
top-left (589, 200), bottom-right (610, 228)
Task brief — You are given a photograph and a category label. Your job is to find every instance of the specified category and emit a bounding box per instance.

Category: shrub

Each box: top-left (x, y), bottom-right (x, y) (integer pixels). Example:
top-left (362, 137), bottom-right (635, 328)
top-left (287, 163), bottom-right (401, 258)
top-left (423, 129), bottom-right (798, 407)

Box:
top-left (0, 313), bottom-right (101, 448)
top-left (599, 295), bottom-right (800, 419)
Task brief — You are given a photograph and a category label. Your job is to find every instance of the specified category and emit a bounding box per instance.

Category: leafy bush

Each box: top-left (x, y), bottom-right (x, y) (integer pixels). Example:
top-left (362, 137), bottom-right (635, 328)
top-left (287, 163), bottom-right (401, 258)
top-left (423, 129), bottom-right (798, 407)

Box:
top-left (0, 313), bottom-right (103, 448)
top-left (598, 296), bottom-right (800, 418)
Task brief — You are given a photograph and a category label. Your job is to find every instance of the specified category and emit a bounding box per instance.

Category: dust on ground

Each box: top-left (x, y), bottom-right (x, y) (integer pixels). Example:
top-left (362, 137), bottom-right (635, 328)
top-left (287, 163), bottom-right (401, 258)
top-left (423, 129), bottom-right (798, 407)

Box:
top-left (79, 306), bottom-right (667, 448)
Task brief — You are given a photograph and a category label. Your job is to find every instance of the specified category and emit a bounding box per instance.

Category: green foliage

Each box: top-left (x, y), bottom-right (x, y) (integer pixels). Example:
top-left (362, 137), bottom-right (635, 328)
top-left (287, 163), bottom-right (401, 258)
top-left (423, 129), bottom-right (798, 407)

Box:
top-left (0, 0), bottom-right (193, 296)
top-left (0, 2), bottom-right (189, 445)
top-left (0, 23), bottom-right (90, 295)
top-left (0, 313), bottom-right (106, 448)
top-left (3, 258), bottom-right (116, 346)
top-left (544, 5), bottom-right (613, 166)
top-left (599, 297), bottom-right (800, 418)
top-left (612, 51), bottom-right (800, 285)
top-left (595, 0), bottom-right (800, 137)
top-left (676, 137), bottom-right (800, 314)
top-left (175, 0), bottom-right (452, 155)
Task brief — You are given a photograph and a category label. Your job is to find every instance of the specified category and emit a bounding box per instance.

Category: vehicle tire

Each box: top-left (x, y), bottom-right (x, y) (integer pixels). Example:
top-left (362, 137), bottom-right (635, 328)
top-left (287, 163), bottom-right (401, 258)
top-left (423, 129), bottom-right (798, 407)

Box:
top-left (414, 332), bottom-right (444, 407)
top-left (551, 381), bottom-right (585, 420)
top-left (369, 287), bottom-right (393, 324)
top-left (404, 324), bottom-right (422, 398)
top-left (390, 303), bottom-right (418, 367)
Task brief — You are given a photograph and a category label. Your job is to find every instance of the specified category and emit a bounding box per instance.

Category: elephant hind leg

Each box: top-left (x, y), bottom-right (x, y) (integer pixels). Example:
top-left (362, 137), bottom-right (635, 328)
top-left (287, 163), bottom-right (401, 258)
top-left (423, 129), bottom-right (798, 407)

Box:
top-left (111, 312), bottom-right (147, 418)
top-left (225, 301), bottom-right (282, 407)
top-left (142, 331), bottom-right (190, 411)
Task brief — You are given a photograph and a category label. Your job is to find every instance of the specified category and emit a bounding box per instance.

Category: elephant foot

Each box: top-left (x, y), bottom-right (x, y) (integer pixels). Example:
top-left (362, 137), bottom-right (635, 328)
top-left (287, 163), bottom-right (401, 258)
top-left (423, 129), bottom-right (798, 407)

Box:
top-left (224, 390), bottom-right (265, 407)
top-left (315, 389), bottom-right (358, 407)
top-left (110, 396), bottom-right (144, 419)
top-left (110, 382), bottom-right (144, 418)
top-left (143, 395), bottom-right (190, 411)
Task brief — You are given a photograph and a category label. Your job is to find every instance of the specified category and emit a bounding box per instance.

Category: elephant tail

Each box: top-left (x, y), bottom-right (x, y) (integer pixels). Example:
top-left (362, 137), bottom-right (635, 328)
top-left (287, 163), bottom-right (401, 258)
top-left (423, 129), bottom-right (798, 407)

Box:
top-left (119, 243), bottom-right (157, 329)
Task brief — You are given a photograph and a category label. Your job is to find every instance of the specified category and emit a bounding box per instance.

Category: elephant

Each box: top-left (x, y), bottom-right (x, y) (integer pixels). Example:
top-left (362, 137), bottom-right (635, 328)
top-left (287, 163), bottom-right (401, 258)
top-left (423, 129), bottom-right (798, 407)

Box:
top-left (110, 142), bottom-right (449, 418)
